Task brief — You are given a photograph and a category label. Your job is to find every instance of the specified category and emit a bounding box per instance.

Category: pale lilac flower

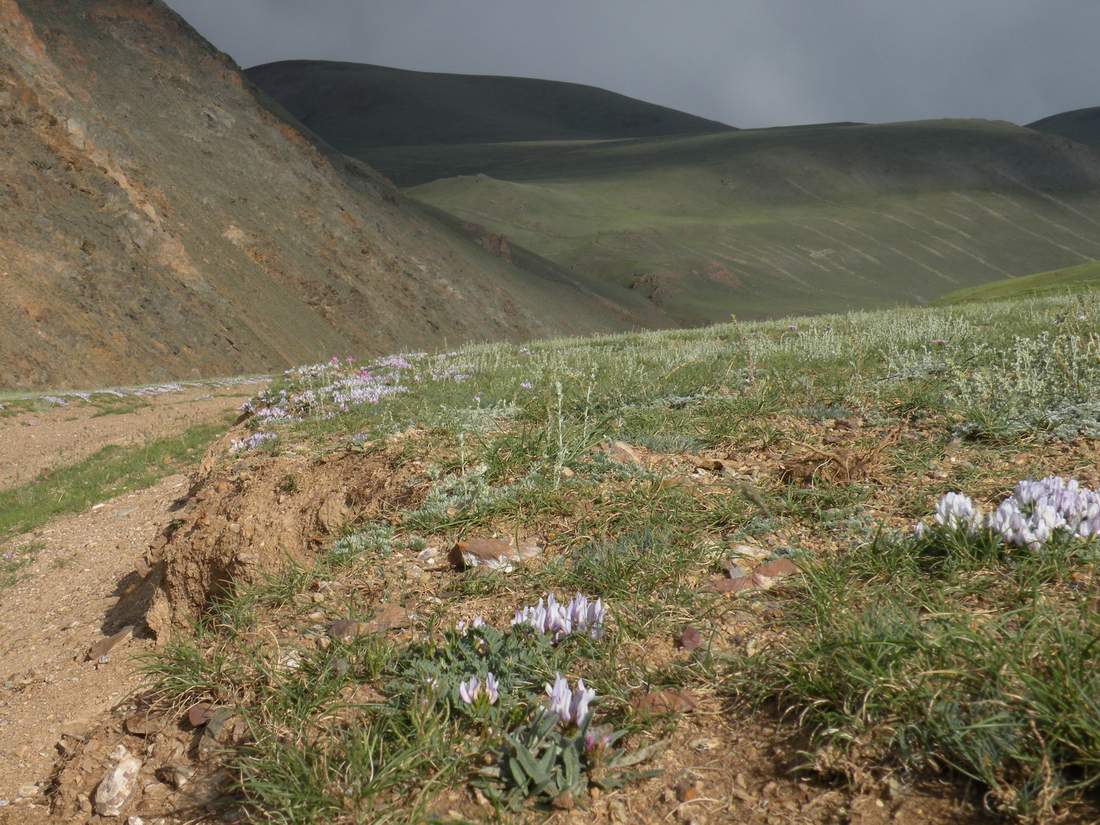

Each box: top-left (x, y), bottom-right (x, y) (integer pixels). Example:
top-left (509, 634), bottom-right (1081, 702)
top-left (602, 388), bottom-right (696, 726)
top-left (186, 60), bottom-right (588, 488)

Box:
top-left (512, 594), bottom-right (607, 646)
top-left (512, 593), bottom-right (605, 642)
top-left (520, 381), bottom-right (533, 390)
top-left (922, 476), bottom-right (1100, 550)
top-left (933, 492), bottom-right (982, 531)
top-left (459, 673), bottom-right (498, 705)
top-left (230, 432), bottom-right (276, 453)
top-left (545, 674), bottom-right (596, 726)
top-left (585, 729), bottom-right (614, 753)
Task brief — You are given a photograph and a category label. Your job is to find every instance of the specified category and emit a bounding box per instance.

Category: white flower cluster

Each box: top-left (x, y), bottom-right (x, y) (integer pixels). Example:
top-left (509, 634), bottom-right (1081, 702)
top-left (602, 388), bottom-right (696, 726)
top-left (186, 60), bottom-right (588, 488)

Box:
top-left (922, 476), bottom-right (1100, 549)
top-left (511, 593), bottom-right (606, 642)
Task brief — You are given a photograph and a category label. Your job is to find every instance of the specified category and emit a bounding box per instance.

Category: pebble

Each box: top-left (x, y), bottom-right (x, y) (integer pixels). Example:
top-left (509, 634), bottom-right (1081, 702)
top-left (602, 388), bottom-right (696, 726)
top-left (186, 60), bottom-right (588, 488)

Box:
top-left (94, 746), bottom-right (142, 816)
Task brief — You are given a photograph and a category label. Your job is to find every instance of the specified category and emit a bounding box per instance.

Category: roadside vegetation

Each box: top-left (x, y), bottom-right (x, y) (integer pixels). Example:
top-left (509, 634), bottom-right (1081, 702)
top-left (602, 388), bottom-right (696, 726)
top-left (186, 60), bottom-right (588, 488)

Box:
top-left (140, 289), bottom-right (1100, 823)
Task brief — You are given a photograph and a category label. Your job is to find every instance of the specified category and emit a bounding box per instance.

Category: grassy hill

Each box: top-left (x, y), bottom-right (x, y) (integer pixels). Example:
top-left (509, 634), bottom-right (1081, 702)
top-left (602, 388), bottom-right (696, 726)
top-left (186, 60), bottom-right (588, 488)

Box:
top-left (939, 259), bottom-right (1100, 304)
top-left (246, 60), bottom-right (732, 155)
top-left (251, 63), bottom-right (1100, 325)
top-left (1029, 106), bottom-right (1100, 147)
top-left (0, 3), bottom-right (638, 390)
top-left (402, 120), bottom-right (1100, 323)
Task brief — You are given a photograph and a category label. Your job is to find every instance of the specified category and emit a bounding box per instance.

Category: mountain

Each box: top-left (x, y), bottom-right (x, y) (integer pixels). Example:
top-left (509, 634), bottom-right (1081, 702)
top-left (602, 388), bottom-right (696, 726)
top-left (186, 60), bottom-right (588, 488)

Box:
top-left (252, 62), bottom-right (1100, 324)
top-left (0, 1), bottom-right (632, 390)
top-left (245, 60), bottom-right (733, 154)
top-left (1029, 106), bottom-right (1100, 147)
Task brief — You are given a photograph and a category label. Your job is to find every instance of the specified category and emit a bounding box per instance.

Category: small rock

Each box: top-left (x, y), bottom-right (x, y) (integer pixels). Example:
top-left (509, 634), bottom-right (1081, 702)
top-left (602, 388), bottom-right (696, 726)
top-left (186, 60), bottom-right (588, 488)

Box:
top-left (124, 713), bottom-right (160, 736)
top-left (689, 737), bottom-right (720, 752)
top-left (156, 763), bottom-right (193, 790)
top-left (754, 558), bottom-right (799, 579)
top-left (551, 790), bottom-right (575, 810)
top-left (187, 702), bottom-right (214, 727)
top-left (609, 800), bottom-right (629, 824)
top-left (677, 626), bottom-right (703, 651)
top-left (85, 625), bottom-right (134, 661)
top-left (363, 604), bottom-right (413, 634)
top-left (604, 440), bottom-right (643, 467)
top-left (630, 688), bottom-right (697, 718)
top-left (709, 575), bottom-right (757, 595)
top-left (127, 817), bottom-right (145, 825)
top-left (730, 544), bottom-right (769, 561)
top-left (449, 538), bottom-right (521, 572)
top-left (16, 784), bottom-right (38, 798)
top-left (328, 619), bottom-right (366, 643)
top-left (94, 746), bottom-right (142, 817)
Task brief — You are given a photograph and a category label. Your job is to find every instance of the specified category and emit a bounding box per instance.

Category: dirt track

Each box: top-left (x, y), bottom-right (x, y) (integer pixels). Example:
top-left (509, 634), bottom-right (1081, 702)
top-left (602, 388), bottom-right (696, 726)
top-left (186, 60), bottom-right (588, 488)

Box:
top-left (0, 384), bottom-right (261, 809)
top-left (0, 382), bottom-right (264, 491)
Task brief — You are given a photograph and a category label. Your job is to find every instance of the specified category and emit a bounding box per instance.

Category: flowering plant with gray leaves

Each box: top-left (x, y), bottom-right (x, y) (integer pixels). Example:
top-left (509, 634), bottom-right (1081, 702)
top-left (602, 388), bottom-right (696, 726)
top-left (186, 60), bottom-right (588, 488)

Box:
top-left (458, 672), bottom-right (499, 707)
top-left (918, 476), bottom-right (1100, 549)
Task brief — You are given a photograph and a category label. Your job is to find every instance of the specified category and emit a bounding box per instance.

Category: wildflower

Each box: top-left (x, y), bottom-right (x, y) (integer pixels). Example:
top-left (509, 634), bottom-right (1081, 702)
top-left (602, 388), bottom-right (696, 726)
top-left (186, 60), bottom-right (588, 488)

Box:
top-left (512, 593), bottom-right (605, 642)
top-left (933, 492), bottom-right (982, 531)
top-left (520, 381), bottom-right (533, 390)
top-left (455, 616), bottom-right (486, 634)
top-left (585, 728), bottom-right (614, 754)
top-left (459, 673), bottom-right (499, 706)
top-left (923, 476), bottom-right (1100, 550)
top-left (229, 431), bottom-right (276, 453)
top-left (545, 673), bottom-right (595, 726)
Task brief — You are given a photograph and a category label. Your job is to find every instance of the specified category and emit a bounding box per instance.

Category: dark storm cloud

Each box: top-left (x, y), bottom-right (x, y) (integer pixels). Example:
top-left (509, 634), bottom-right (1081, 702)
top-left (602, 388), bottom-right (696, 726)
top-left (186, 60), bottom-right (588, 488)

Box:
top-left (164, 0), bottom-right (1100, 128)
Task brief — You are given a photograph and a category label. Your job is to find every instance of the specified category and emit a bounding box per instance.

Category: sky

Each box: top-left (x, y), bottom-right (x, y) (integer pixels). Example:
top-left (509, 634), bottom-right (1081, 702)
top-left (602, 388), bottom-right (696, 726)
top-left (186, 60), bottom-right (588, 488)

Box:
top-left (164, 0), bottom-right (1100, 129)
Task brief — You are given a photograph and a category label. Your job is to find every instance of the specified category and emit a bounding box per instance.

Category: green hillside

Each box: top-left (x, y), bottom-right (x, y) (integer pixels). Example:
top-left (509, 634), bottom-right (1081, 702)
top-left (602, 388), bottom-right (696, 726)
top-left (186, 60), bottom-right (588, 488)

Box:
top-left (939, 259), bottom-right (1100, 304)
top-left (246, 61), bottom-right (731, 154)
top-left (1029, 106), bottom-right (1100, 147)
top-left (252, 62), bottom-right (1100, 325)
top-left (404, 120), bottom-right (1100, 322)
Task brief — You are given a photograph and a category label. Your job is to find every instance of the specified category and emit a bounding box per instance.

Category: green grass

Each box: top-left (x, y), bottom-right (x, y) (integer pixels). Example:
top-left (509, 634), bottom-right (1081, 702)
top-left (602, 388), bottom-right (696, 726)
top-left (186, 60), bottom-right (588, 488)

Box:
top-left (143, 290), bottom-right (1100, 822)
top-left (727, 527), bottom-right (1100, 820)
top-left (0, 420), bottom-right (229, 541)
top-left (939, 259), bottom-right (1100, 304)
top-left (396, 121), bottom-right (1100, 324)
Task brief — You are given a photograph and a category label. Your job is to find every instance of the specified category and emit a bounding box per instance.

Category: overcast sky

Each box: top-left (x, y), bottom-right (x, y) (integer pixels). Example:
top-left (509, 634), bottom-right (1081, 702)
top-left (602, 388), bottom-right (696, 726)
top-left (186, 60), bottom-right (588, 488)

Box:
top-left (164, 0), bottom-right (1099, 129)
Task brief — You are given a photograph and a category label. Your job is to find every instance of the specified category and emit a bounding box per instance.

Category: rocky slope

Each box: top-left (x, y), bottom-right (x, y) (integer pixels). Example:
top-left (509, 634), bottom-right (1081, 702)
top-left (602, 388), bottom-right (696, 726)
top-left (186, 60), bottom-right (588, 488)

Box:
top-left (0, 0), bottom-right (628, 390)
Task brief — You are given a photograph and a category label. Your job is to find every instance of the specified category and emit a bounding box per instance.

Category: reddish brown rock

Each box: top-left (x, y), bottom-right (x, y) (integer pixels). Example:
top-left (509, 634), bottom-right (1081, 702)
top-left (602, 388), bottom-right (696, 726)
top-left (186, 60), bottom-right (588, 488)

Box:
top-left (677, 625), bottom-right (703, 651)
top-left (755, 558), bottom-right (799, 579)
top-left (630, 688), bottom-right (697, 718)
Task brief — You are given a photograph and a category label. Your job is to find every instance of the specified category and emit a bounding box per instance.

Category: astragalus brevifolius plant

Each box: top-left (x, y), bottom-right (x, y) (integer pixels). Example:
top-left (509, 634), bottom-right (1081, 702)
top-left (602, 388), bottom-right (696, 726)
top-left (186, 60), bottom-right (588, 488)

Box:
top-left (147, 289), bottom-right (1100, 823)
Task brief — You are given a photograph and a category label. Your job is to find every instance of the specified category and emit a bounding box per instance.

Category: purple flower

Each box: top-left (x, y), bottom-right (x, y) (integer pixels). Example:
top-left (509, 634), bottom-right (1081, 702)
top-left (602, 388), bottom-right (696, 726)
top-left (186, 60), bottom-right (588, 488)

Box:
top-left (230, 431), bottom-right (277, 453)
top-left (520, 381), bottom-right (533, 390)
top-left (545, 674), bottom-right (595, 726)
top-left (459, 673), bottom-right (499, 706)
top-left (512, 593), bottom-right (605, 642)
top-left (921, 476), bottom-right (1100, 550)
